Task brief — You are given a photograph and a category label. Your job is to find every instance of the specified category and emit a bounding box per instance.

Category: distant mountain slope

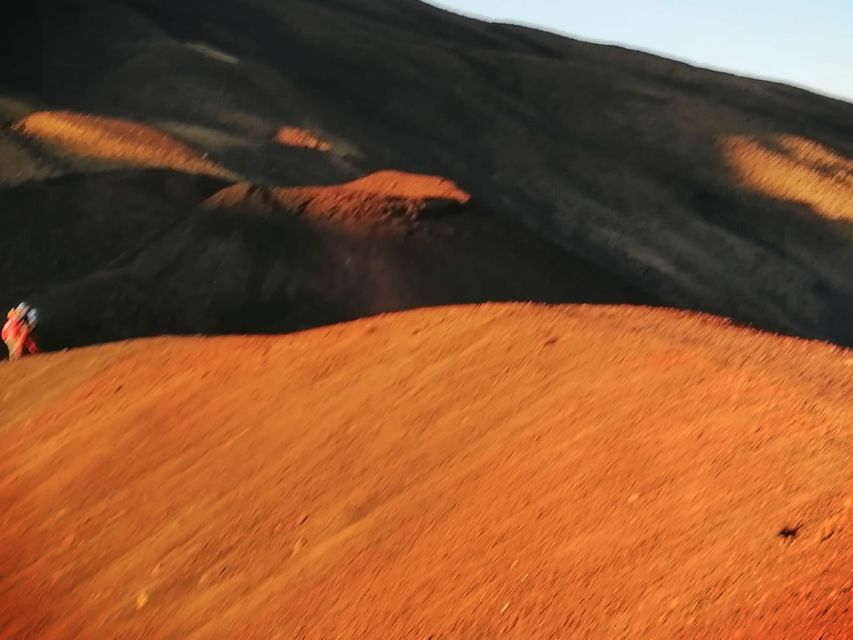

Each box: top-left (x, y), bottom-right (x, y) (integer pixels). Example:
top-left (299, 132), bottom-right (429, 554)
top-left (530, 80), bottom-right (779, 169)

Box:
top-left (1, 0), bottom-right (851, 345)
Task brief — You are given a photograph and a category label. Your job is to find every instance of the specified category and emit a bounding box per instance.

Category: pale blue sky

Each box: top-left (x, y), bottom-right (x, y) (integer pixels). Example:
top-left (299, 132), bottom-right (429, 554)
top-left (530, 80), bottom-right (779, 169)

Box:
top-left (428, 1), bottom-right (853, 102)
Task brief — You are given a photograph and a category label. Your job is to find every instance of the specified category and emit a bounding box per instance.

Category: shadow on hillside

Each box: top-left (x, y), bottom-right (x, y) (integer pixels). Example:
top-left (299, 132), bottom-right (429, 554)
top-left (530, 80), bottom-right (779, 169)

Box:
top-left (1, 0), bottom-right (851, 349)
top-left (0, 168), bottom-right (654, 354)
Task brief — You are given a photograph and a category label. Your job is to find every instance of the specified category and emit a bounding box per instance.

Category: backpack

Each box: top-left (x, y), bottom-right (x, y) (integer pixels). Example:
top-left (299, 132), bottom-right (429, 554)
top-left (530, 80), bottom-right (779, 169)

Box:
top-left (13, 303), bottom-right (37, 329)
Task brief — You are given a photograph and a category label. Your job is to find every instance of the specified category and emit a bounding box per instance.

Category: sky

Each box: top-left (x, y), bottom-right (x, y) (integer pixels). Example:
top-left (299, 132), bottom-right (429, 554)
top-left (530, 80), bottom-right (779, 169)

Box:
top-left (427, 0), bottom-right (853, 102)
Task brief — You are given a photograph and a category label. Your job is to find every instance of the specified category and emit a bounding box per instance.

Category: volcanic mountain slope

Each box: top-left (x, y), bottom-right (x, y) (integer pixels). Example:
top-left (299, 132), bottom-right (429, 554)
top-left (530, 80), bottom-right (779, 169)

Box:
top-left (1, 0), bottom-right (852, 347)
top-left (1, 305), bottom-right (851, 639)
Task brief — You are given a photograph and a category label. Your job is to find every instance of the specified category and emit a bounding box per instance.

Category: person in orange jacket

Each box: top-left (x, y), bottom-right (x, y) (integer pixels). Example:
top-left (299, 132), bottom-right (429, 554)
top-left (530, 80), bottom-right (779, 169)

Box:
top-left (2, 303), bottom-right (39, 360)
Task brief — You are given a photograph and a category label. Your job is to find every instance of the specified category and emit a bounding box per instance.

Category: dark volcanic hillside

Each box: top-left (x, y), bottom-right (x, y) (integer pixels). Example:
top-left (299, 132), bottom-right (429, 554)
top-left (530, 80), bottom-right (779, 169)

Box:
top-left (1, 0), bottom-right (851, 347)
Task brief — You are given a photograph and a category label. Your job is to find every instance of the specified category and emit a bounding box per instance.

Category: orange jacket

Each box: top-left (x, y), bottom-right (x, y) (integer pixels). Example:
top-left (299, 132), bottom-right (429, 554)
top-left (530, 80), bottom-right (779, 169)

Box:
top-left (2, 316), bottom-right (38, 359)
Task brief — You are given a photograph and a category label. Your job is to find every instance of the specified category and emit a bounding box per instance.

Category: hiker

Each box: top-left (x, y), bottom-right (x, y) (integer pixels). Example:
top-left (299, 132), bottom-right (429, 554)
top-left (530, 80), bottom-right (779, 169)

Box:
top-left (2, 303), bottom-right (39, 360)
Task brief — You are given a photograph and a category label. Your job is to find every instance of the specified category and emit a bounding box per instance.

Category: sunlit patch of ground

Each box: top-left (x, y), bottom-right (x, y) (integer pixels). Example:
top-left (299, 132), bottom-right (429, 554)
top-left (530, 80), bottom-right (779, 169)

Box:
top-left (204, 170), bottom-right (471, 224)
top-left (0, 304), bottom-right (850, 638)
top-left (273, 126), bottom-right (333, 152)
top-left (14, 111), bottom-right (233, 179)
top-left (723, 134), bottom-right (853, 220)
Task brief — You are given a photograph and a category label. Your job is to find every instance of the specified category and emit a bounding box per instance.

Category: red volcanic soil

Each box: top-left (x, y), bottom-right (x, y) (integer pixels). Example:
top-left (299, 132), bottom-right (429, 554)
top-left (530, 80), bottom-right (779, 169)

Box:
top-left (1, 304), bottom-right (850, 639)
top-left (205, 170), bottom-right (472, 224)
top-left (13, 111), bottom-right (232, 178)
top-left (273, 126), bottom-right (333, 152)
